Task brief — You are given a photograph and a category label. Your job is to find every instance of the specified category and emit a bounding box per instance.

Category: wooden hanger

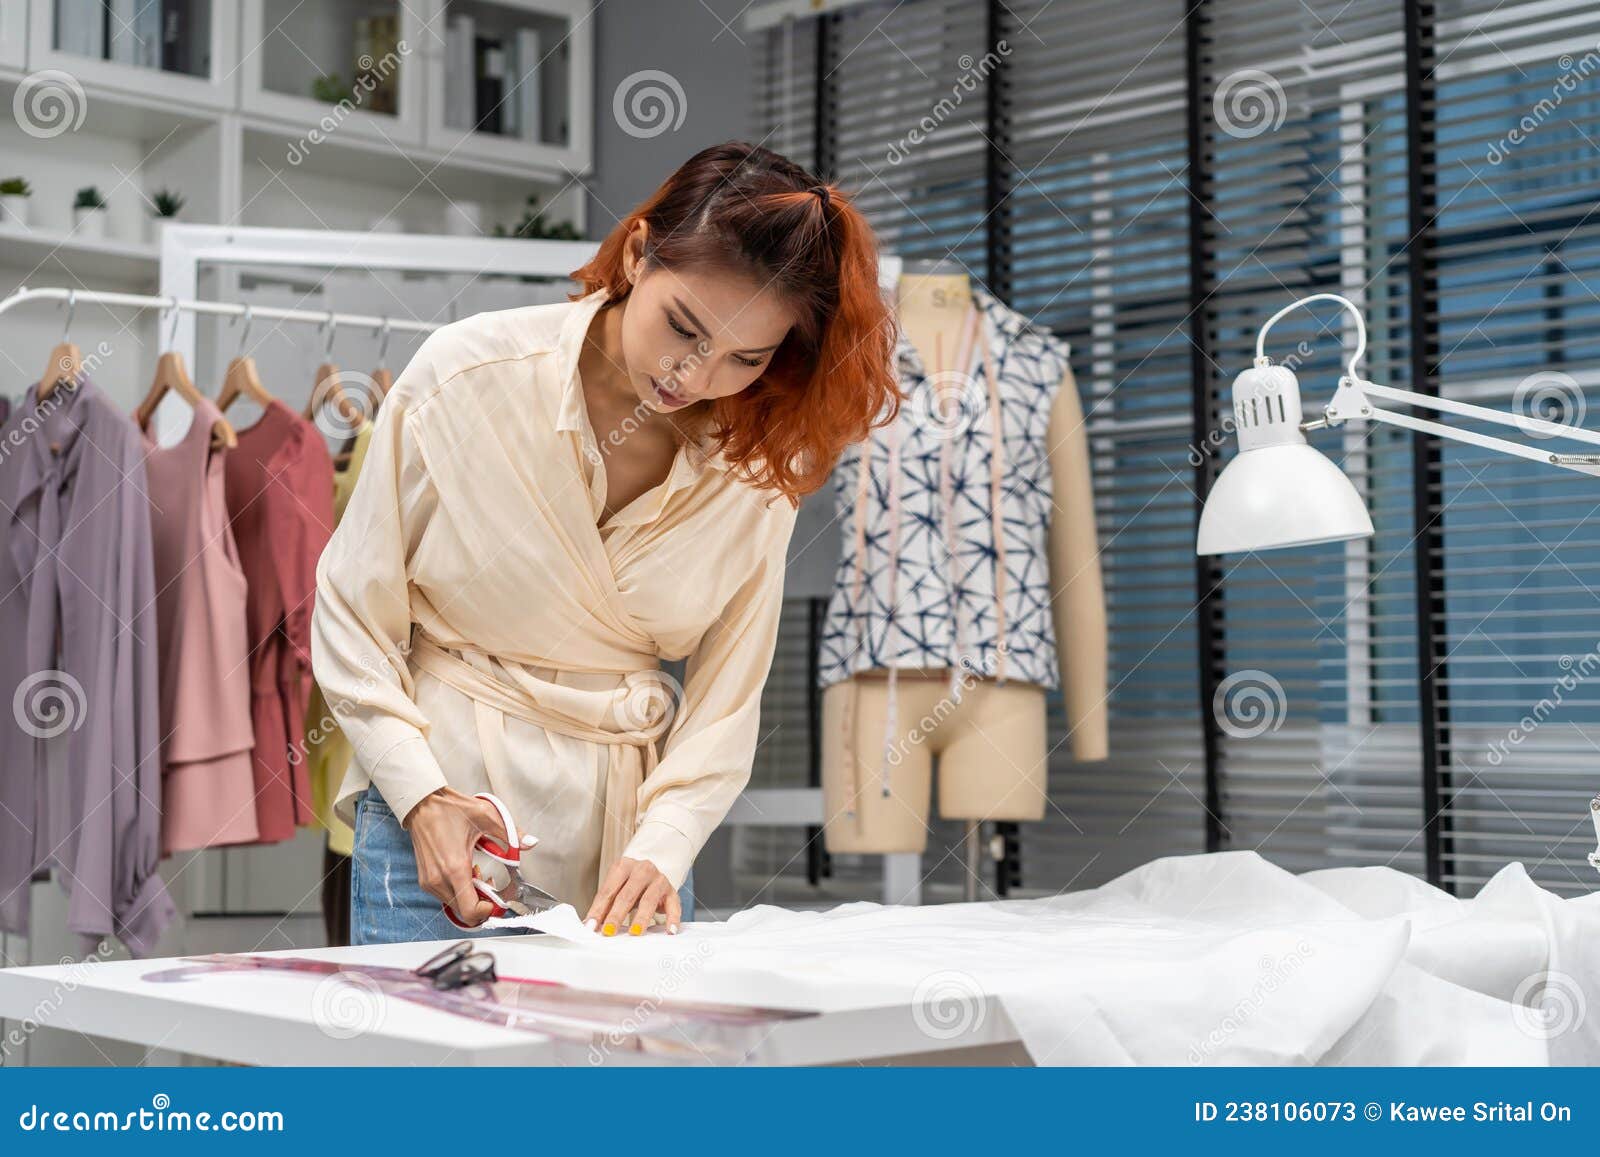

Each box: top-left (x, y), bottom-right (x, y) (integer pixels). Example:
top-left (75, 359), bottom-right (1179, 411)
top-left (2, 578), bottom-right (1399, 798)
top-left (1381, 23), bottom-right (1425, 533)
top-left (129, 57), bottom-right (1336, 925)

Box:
top-left (38, 290), bottom-right (84, 401)
top-left (305, 312), bottom-right (356, 426)
top-left (216, 304), bottom-right (275, 415)
top-left (336, 320), bottom-right (393, 470)
top-left (135, 297), bottom-right (236, 450)
top-left (369, 318), bottom-right (395, 401)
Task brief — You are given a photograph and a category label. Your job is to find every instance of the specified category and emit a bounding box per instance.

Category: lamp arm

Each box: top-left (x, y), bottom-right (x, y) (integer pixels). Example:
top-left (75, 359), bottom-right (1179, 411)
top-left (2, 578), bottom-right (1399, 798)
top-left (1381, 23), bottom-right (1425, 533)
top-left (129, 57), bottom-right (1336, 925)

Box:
top-left (1590, 796), bottom-right (1600, 874)
top-left (1318, 375), bottom-right (1600, 478)
top-left (1245, 294), bottom-right (1600, 847)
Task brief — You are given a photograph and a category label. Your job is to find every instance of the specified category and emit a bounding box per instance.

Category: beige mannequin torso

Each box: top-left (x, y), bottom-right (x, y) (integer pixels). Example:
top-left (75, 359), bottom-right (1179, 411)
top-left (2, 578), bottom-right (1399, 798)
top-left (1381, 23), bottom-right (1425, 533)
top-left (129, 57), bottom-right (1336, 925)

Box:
top-left (821, 274), bottom-right (1107, 849)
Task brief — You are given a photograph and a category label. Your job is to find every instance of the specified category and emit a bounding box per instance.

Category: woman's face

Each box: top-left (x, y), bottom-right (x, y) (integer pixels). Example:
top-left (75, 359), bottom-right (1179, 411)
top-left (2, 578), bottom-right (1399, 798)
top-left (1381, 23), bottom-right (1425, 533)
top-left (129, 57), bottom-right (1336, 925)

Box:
top-left (620, 231), bottom-right (797, 414)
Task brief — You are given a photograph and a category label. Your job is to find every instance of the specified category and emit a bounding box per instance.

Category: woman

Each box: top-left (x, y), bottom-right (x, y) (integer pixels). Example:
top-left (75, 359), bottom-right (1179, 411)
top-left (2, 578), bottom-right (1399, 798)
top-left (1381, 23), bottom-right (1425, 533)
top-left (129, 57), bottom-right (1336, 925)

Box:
top-left (310, 141), bottom-right (899, 945)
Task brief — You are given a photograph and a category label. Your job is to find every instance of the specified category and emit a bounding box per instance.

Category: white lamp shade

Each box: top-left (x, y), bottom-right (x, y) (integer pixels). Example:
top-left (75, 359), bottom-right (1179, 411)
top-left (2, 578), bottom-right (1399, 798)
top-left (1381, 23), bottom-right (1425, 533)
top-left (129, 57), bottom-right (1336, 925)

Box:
top-left (1196, 442), bottom-right (1374, 554)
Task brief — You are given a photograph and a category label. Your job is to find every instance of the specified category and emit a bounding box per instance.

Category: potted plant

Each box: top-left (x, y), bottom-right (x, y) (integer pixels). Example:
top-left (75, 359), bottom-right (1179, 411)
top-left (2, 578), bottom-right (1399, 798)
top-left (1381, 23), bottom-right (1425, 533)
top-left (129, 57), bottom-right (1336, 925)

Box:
top-left (311, 74), bottom-right (346, 104)
top-left (147, 187), bottom-right (185, 244)
top-left (491, 193), bottom-right (582, 241)
top-left (492, 194), bottom-right (583, 281)
top-left (0, 178), bottom-right (31, 230)
top-left (73, 185), bottom-right (108, 240)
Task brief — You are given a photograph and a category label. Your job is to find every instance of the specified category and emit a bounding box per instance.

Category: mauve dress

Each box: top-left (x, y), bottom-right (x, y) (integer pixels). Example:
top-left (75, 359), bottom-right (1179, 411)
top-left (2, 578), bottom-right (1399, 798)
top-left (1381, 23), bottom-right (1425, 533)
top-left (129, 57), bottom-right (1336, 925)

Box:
top-left (0, 376), bottom-right (176, 956)
top-left (140, 396), bottom-right (260, 854)
top-left (223, 397), bottom-right (336, 843)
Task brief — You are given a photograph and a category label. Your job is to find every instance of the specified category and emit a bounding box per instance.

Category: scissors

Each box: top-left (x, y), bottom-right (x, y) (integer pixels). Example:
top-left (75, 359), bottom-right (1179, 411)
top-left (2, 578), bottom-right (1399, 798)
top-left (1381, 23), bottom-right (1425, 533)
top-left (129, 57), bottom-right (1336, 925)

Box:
top-left (443, 792), bottom-right (562, 930)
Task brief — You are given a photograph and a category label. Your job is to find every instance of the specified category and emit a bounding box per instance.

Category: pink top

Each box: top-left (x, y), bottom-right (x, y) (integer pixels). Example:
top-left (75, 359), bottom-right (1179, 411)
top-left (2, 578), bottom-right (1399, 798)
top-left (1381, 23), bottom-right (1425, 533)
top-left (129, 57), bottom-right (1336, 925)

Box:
top-left (141, 396), bottom-right (259, 854)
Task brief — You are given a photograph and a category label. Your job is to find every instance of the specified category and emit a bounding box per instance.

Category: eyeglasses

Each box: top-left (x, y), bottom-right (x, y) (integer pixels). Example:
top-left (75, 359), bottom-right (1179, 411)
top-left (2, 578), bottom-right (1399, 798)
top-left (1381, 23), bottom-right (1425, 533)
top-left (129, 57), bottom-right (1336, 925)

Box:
top-left (413, 940), bottom-right (498, 991)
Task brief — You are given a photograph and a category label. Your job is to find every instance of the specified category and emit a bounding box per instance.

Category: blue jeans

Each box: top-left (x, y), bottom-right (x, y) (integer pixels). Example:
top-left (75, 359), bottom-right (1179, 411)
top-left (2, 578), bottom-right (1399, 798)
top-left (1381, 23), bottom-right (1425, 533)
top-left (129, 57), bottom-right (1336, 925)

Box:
top-left (349, 786), bottom-right (695, 946)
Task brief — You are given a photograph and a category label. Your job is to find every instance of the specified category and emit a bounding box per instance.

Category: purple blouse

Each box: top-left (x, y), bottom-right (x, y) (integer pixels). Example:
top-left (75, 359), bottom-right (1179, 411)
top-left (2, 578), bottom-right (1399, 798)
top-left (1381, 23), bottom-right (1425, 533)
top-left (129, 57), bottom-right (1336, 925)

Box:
top-left (0, 377), bottom-right (177, 957)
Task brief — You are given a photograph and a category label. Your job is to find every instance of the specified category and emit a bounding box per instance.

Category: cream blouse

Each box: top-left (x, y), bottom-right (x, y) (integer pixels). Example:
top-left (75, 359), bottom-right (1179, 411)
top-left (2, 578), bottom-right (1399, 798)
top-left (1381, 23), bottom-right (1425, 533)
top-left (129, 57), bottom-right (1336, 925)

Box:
top-left (309, 287), bottom-right (798, 912)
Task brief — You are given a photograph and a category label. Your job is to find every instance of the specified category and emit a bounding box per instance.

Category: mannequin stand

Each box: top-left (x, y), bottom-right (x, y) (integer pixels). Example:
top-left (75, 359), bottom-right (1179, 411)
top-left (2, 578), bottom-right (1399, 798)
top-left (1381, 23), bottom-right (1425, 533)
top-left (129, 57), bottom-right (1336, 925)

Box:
top-left (965, 820), bottom-right (982, 902)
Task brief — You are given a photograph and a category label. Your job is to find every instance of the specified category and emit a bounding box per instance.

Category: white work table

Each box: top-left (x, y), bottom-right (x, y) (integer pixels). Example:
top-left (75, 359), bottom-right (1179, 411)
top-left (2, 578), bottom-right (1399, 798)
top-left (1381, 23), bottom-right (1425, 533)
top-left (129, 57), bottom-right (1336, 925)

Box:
top-left (5, 851), bottom-right (1594, 1067)
top-left (0, 923), bottom-right (1027, 1067)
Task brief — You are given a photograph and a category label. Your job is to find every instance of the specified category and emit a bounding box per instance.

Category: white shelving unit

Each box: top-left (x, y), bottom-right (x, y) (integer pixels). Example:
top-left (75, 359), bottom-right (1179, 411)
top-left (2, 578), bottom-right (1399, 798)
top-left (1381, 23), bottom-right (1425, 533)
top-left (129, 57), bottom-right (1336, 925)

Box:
top-left (0, 1), bottom-right (28, 69)
top-left (27, 0), bottom-right (240, 110)
top-left (423, 0), bottom-right (592, 176)
top-left (0, 222), bottom-right (158, 282)
top-left (239, 0), bottom-right (427, 148)
top-left (0, 0), bottom-right (591, 294)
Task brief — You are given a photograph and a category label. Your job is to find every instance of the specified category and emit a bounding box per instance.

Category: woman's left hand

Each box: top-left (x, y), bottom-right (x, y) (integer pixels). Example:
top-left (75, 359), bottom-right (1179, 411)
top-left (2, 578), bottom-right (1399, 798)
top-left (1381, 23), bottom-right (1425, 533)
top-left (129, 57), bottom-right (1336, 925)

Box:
top-left (585, 856), bottom-right (680, 936)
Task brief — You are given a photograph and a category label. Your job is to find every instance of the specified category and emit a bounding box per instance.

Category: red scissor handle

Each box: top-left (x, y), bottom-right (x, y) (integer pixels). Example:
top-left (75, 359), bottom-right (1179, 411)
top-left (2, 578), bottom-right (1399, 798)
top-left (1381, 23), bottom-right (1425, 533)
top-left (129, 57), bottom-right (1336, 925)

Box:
top-left (473, 792), bottom-right (527, 864)
top-left (440, 793), bottom-right (538, 929)
top-left (443, 878), bottom-right (511, 929)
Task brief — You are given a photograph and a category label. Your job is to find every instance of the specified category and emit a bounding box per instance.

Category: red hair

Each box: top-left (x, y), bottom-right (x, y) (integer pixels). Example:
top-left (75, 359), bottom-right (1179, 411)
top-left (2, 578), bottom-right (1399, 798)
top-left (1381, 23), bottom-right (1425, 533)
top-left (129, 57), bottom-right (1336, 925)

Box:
top-left (568, 140), bottom-right (902, 506)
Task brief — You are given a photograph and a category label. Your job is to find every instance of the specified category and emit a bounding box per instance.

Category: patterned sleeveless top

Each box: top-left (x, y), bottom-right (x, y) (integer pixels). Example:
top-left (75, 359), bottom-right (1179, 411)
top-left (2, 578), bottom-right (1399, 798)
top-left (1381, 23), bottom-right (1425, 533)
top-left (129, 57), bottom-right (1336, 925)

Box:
top-left (819, 283), bottom-right (1072, 695)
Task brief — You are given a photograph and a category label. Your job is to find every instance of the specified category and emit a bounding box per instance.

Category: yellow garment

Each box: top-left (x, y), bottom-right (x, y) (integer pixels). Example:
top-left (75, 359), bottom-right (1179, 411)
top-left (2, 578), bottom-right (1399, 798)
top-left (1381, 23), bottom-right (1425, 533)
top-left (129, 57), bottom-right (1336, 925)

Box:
top-left (309, 287), bottom-right (798, 912)
top-left (304, 419), bottom-right (374, 858)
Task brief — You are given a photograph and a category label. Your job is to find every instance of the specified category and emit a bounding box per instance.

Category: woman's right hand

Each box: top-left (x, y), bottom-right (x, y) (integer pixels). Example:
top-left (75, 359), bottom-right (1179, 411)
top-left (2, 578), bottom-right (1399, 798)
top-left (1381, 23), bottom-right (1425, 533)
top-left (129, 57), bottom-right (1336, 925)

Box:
top-left (403, 787), bottom-right (507, 927)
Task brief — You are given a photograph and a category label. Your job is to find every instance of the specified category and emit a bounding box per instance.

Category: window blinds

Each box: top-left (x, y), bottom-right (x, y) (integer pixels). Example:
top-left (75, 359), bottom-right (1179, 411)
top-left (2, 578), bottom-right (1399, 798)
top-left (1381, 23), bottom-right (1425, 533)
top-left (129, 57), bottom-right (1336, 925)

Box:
top-left (1426, 0), bottom-right (1600, 893)
top-left (1004, 0), bottom-right (1211, 890)
top-left (1193, 1), bottom-right (1427, 878)
top-left (746, 0), bottom-right (1600, 899)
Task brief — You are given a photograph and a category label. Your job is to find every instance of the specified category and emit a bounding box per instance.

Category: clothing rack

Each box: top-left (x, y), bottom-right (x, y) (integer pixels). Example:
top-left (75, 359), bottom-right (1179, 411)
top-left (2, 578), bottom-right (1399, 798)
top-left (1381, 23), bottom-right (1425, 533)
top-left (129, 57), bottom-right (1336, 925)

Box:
top-left (0, 225), bottom-right (604, 1059)
top-left (0, 285), bottom-right (442, 337)
top-left (1, 244), bottom-right (929, 913)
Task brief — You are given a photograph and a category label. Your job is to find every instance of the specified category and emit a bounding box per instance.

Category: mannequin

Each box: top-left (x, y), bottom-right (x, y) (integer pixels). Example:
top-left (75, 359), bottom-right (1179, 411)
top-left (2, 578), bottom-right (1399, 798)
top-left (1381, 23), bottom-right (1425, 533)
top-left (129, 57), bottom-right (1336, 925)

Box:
top-left (818, 266), bottom-right (1108, 874)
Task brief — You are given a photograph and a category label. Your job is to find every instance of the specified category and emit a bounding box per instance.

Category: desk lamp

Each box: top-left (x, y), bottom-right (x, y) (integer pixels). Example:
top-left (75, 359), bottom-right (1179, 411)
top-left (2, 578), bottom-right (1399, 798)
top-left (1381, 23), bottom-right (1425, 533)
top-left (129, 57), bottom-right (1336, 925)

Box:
top-left (1196, 292), bottom-right (1600, 555)
top-left (1195, 292), bottom-right (1600, 873)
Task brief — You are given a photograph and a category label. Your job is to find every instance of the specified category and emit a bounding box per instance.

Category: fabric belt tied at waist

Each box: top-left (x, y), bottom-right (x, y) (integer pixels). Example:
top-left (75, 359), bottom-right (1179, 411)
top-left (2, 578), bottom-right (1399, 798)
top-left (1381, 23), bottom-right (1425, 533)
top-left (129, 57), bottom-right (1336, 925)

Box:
top-left (409, 630), bottom-right (674, 897)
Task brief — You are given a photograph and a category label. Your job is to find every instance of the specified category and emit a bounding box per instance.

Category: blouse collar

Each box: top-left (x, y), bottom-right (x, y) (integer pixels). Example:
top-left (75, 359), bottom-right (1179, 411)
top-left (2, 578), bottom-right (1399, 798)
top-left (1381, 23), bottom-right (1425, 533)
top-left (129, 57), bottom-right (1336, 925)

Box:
top-left (18, 374), bottom-right (95, 488)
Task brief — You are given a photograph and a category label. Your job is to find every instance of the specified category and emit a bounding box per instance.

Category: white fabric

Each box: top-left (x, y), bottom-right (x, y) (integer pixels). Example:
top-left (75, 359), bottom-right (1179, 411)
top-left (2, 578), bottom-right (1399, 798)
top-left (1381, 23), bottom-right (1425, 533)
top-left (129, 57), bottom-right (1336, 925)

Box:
top-left (493, 849), bottom-right (1600, 1065)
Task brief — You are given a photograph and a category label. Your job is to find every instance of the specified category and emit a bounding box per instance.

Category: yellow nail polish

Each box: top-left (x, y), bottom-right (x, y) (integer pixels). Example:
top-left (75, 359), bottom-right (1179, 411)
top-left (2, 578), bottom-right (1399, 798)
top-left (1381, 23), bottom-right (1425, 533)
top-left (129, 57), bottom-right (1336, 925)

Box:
top-left (629, 923), bottom-right (642, 936)
top-left (602, 923), bottom-right (616, 936)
